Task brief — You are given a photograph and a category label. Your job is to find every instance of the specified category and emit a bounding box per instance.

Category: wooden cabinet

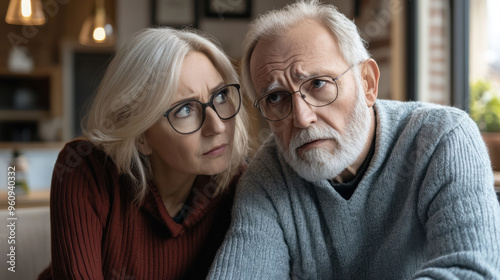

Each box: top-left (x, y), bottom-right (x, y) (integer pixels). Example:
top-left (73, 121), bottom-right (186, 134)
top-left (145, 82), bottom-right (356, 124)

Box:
top-left (0, 67), bottom-right (63, 144)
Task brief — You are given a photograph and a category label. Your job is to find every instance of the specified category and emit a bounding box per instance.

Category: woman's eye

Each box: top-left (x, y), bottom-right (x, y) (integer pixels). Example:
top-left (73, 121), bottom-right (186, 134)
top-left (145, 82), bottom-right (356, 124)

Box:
top-left (214, 89), bottom-right (228, 104)
top-left (174, 104), bottom-right (193, 118)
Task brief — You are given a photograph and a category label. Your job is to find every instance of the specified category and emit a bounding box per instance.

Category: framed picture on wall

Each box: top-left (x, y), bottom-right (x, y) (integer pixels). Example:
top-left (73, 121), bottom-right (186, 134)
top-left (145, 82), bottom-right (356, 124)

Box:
top-left (205, 0), bottom-right (251, 19)
top-left (151, 0), bottom-right (198, 28)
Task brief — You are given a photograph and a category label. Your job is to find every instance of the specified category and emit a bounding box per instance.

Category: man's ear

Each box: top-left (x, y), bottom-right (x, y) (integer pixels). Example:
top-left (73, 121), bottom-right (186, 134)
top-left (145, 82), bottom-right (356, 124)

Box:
top-left (360, 58), bottom-right (379, 108)
top-left (137, 134), bottom-right (152, 155)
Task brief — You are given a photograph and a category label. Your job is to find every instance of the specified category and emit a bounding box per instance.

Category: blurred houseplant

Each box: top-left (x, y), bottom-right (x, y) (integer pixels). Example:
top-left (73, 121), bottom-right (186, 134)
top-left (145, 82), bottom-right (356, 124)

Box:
top-left (469, 80), bottom-right (500, 171)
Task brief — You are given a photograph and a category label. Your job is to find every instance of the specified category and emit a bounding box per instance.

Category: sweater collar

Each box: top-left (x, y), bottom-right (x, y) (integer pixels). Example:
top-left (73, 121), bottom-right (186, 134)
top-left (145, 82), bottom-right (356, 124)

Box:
top-left (141, 175), bottom-right (222, 238)
top-left (332, 107), bottom-right (377, 183)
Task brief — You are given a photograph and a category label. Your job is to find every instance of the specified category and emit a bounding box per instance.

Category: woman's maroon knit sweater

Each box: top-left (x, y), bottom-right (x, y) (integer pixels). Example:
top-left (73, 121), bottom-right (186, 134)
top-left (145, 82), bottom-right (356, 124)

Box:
top-left (38, 140), bottom-right (236, 280)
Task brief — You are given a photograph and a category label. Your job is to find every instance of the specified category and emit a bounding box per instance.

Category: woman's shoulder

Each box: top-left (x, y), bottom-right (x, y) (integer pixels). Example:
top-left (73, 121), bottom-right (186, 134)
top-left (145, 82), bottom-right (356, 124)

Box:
top-left (59, 137), bottom-right (102, 157)
top-left (56, 138), bottom-right (111, 169)
top-left (52, 138), bottom-right (119, 190)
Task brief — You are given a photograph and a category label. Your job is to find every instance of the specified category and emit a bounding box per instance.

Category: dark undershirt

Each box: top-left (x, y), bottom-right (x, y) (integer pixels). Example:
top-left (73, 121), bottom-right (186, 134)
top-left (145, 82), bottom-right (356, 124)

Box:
top-left (329, 122), bottom-right (377, 200)
top-left (173, 208), bottom-right (187, 224)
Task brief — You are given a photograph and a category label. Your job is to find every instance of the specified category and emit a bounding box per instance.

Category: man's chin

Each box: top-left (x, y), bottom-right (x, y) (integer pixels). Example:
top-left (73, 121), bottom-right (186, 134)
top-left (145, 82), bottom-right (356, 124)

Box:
top-left (287, 148), bottom-right (356, 182)
top-left (286, 157), bottom-right (336, 182)
top-left (292, 163), bottom-right (342, 183)
top-left (296, 147), bottom-right (329, 165)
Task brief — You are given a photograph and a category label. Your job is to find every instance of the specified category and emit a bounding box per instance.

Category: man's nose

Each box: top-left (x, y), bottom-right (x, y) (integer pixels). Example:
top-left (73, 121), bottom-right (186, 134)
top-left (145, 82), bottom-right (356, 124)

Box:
top-left (291, 93), bottom-right (317, 128)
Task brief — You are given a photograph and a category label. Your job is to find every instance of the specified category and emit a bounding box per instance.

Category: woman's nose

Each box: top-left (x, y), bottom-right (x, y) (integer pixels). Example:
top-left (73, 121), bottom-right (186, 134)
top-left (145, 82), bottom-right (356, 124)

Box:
top-left (202, 107), bottom-right (226, 136)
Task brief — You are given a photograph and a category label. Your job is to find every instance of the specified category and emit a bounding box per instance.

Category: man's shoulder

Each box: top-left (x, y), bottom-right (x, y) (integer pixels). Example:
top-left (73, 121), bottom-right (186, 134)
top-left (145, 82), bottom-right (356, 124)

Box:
top-left (374, 100), bottom-right (482, 161)
top-left (376, 99), bottom-right (467, 119)
top-left (250, 135), bottom-right (281, 163)
top-left (237, 135), bottom-right (297, 194)
top-left (376, 100), bottom-right (473, 135)
top-left (243, 136), bottom-right (282, 179)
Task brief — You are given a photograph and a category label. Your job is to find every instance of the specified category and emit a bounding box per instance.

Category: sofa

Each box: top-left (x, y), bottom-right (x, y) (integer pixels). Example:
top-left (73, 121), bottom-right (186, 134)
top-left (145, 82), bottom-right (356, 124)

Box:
top-left (0, 206), bottom-right (50, 280)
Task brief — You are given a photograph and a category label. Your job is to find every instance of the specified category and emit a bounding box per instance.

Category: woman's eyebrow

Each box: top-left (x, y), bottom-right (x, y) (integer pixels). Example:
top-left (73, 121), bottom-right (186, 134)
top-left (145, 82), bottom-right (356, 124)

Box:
top-left (210, 81), bottom-right (226, 94)
top-left (172, 81), bottom-right (225, 103)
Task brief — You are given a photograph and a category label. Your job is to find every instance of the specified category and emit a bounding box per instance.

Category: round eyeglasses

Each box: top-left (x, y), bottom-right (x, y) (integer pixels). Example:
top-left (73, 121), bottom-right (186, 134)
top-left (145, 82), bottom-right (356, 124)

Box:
top-left (253, 66), bottom-right (353, 121)
top-left (164, 84), bottom-right (241, 134)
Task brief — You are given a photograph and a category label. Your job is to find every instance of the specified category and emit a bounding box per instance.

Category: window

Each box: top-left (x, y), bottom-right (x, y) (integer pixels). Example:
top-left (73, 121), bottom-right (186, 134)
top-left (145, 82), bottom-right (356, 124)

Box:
top-left (469, 0), bottom-right (500, 101)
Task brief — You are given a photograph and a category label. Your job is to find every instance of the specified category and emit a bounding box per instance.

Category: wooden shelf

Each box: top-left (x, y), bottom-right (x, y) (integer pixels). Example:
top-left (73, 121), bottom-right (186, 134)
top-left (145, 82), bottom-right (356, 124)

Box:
top-left (0, 142), bottom-right (65, 150)
top-left (0, 110), bottom-right (50, 121)
top-left (0, 190), bottom-right (50, 209)
top-left (0, 66), bottom-right (63, 142)
top-left (0, 67), bottom-right (57, 77)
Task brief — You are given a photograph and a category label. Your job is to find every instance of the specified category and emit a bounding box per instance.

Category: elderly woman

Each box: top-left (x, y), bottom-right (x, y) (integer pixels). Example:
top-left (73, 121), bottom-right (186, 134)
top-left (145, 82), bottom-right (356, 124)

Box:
top-left (38, 27), bottom-right (249, 279)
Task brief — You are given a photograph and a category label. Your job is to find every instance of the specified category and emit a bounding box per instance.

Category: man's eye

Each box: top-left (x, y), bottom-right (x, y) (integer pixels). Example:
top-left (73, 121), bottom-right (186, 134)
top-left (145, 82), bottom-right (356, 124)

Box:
top-left (266, 92), bottom-right (286, 104)
top-left (214, 89), bottom-right (228, 104)
top-left (311, 79), bottom-right (327, 89)
top-left (174, 104), bottom-right (194, 118)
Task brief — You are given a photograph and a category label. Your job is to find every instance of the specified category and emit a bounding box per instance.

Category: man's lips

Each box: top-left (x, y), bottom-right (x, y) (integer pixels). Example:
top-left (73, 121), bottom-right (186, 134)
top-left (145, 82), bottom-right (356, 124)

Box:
top-left (203, 144), bottom-right (227, 156)
top-left (296, 139), bottom-right (328, 152)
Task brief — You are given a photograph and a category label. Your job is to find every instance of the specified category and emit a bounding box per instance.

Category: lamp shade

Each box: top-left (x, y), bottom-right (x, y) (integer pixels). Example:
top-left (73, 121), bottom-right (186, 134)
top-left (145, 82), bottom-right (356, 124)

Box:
top-left (5, 0), bottom-right (46, 25)
top-left (79, 0), bottom-right (115, 47)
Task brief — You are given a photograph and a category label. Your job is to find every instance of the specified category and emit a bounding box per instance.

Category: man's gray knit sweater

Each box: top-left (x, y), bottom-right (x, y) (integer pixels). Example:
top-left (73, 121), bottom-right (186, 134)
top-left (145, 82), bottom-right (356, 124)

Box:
top-left (209, 100), bottom-right (500, 279)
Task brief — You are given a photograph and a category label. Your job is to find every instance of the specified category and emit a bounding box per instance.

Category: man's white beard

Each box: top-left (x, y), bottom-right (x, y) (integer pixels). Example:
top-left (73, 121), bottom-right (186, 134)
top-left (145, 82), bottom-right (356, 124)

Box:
top-left (275, 76), bottom-right (372, 182)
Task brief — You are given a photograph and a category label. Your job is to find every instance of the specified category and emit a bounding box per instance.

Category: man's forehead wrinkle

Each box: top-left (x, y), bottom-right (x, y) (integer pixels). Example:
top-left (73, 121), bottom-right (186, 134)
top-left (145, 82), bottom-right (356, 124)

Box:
top-left (253, 53), bottom-right (302, 73)
top-left (258, 63), bottom-right (298, 94)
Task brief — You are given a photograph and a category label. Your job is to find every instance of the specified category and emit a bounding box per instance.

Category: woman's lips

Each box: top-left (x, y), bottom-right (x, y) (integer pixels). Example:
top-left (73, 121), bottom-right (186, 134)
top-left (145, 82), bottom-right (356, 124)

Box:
top-left (204, 144), bottom-right (227, 156)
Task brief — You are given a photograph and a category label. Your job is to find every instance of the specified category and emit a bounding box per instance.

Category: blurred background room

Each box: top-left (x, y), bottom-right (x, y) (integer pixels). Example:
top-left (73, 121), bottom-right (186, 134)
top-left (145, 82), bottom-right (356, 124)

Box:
top-left (0, 0), bottom-right (499, 279)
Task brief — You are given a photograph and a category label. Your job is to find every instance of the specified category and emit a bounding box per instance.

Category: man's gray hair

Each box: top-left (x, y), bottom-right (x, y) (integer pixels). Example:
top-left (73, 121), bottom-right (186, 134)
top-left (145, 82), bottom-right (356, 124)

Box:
top-left (241, 0), bottom-right (370, 99)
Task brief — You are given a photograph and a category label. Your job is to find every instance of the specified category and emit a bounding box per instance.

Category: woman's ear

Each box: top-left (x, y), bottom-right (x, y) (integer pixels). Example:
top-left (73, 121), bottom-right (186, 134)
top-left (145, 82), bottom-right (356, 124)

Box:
top-left (137, 134), bottom-right (152, 155)
top-left (360, 58), bottom-right (379, 108)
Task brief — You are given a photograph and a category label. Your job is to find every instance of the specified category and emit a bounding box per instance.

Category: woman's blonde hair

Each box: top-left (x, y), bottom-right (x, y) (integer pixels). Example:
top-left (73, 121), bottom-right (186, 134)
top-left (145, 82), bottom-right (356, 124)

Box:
top-left (83, 27), bottom-right (249, 205)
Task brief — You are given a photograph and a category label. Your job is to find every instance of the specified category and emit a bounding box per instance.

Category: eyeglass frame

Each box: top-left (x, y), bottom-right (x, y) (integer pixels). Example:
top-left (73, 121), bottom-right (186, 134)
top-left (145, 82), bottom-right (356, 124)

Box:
top-left (253, 65), bottom-right (354, 121)
top-left (163, 84), bottom-right (241, 135)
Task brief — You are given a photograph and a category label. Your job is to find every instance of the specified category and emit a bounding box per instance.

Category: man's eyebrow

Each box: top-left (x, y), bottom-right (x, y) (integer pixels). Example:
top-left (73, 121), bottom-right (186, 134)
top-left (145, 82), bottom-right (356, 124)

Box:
top-left (260, 72), bottom-right (312, 96)
top-left (296, 72), bottom-right (310, 80)
top-left (261, 81), bottom-right (282, 96)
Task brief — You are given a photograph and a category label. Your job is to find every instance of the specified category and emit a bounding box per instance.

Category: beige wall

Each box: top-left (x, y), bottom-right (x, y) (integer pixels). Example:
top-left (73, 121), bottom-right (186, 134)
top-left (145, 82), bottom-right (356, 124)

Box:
top-left (115, 0), bottom-right (354, 58)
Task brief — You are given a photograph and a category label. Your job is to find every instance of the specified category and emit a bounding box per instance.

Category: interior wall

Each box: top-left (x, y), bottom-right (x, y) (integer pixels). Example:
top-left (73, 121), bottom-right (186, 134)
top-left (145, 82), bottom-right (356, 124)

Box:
top-left (116, 0), bottom-right (354, 58)
top-left (201, 0), bottom-right (354, 58)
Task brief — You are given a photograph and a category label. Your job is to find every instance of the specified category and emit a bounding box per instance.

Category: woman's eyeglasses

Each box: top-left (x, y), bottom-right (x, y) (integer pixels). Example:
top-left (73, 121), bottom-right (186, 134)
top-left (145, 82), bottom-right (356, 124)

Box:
top-left (164, 84), bottom-right (241, 134)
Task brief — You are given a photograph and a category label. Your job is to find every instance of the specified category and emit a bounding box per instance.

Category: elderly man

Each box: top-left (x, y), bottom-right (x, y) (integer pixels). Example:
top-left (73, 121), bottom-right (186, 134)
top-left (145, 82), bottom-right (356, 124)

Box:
top-left (208, 1), bottom-right (500, 279)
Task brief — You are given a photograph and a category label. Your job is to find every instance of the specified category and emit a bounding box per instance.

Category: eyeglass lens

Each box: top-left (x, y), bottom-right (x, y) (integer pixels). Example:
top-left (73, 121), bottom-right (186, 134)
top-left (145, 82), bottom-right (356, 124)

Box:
top-left (167, 85), bottom-right (240, 134)
top-left (258, 76), bottom-right (338, 121)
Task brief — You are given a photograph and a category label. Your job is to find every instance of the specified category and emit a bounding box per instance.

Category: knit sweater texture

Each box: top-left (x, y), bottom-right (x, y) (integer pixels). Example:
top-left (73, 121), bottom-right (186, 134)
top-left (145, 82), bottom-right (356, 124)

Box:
top-left (208, 100), bottom-right (500, 279)
top-left (38, 140), bottom-right (236, 280)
